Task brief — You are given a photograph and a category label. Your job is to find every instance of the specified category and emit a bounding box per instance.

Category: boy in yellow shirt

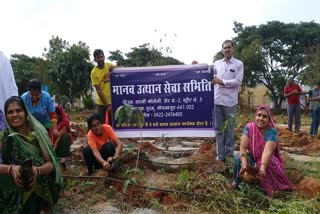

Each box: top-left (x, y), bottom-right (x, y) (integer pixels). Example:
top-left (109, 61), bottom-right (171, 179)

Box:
top-left (90, 49), bottom-right (116, 125)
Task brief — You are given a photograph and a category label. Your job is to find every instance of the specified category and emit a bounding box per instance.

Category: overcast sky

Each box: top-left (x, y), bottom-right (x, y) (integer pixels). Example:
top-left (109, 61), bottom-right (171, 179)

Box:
top-left (1, 0), bottom-right (319, 64)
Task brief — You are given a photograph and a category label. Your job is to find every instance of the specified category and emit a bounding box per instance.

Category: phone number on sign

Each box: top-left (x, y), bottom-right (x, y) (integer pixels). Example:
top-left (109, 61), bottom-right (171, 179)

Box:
top-left (153, 112), bottom-right (183, 118)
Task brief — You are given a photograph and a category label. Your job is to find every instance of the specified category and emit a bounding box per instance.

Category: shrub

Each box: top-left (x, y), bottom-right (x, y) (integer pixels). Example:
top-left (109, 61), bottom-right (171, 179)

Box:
top-left (83, 96), bottom-right (95, 109)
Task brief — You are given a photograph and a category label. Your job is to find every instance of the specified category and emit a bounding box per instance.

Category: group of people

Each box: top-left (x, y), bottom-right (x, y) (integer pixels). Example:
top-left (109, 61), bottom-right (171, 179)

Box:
top-left (0, 52), bottom-right (64, 213)
top-left (0, 53), bottom-right (76, 212)
top-left (206, 40), bottom-right (295, 195)
top-left (89, 43), bottom-right (295, 196)
top-left (284, 77), bottom-right (320, 137)
top-left (18, 79), bottom-right (74, 158)
top-left (212, 40), bottom-right (319, 195)
top-left (1, 38), bottom-right (313, 211)
top-left (85, 48), bottom-right (124, 175)
top-left (0, 50), bottom-right (123, 212)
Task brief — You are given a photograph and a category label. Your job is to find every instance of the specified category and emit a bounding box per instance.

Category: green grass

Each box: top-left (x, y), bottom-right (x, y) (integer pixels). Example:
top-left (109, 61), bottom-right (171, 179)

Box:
top-left (285, 155), bottom-right (320, 179)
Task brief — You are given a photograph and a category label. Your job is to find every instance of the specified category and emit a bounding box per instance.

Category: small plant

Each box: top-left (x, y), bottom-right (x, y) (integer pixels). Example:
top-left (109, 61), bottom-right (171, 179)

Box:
top-left (221, 113), bottom-right (240, 142)
top-left (82, 95), bottom-right (95, 109)
top-left (161, 133), bottom-right (169, 150)
top-left (115, 103), bottom-right (144, 128)
top-left (122, 144), bottom-right (135, 155)
top-left (65, 179), bottom-right (78, 189)
top-left (176, 169), bottom-right (195, 191)
top-left (222, 113), bottom-right (237, 134)
top-left (149, 198), bottom-right (162, 209)
top-left (122, 178), bottom-right (137, 194)
top-left (115, 103), bottom-right (145, 195)
top-left (122, 167), bottom-right (144, 193)
top-left (106, 185), bottom-right (116, 199)
top-left (158, 168), bottom-right (167, 174)
top-left (124, 168), bottom-right (144, 180)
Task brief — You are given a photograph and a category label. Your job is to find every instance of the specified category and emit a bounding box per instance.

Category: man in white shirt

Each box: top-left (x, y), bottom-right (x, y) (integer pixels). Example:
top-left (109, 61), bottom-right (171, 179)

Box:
top-left (0, 51), bottom-right (18, 130)
top-left (212, 40), bottom-right (244, 162)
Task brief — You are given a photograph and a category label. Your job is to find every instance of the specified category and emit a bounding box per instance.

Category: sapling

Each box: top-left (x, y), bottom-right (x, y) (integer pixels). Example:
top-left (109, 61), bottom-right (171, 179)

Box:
top-left (115, 103), bottom-right (145, 193)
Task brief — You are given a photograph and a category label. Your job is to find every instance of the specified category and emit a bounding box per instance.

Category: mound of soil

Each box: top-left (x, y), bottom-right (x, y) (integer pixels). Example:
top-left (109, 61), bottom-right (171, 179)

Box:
top-left (296, 178), bottom-right (320, 198)
top-left (299, 142), bottom-right (320, 156)
top-left (279, 131), bottom-right (310, 147)
top-left (190, 143), bottom-right (215, 162)
top-left (139, 141), bottom-right (161, 156)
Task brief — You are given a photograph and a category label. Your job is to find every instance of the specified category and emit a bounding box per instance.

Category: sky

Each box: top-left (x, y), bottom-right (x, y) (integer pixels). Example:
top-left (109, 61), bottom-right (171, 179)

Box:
top-left (1, 0), bottom-right (320, 64)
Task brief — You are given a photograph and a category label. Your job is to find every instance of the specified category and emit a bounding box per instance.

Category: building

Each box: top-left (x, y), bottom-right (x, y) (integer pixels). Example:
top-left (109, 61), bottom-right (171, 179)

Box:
top-left (239, 84), bottom-right (310, 110)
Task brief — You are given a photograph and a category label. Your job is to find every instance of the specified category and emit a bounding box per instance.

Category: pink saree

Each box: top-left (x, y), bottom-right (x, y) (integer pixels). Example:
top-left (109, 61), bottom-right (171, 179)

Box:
top-left (247, 105), bottom-right (295, 195)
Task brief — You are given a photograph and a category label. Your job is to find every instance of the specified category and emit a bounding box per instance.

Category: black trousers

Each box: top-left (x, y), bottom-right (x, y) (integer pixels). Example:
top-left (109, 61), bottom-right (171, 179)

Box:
top-left (96, 104), bottom-right (113, 126)
top-left (82, 142), bottom-right (115, 175)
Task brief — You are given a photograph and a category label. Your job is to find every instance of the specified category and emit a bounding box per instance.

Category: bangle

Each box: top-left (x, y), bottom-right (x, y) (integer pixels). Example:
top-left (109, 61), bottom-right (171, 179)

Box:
top-left (36, 166), bottom-right (41, 176)
top-left (259, 168), bottom-right (266, 176)
top-left (7, 164), bottom-right (15, 175)
top-left (51, 118), bottom-right (57, 123)
top-left (241, 163), bottom-right (247, 167)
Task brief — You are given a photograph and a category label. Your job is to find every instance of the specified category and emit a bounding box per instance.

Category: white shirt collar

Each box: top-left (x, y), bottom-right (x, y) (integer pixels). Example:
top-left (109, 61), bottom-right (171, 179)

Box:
top-left (223, 56), bottom-right (234, 63)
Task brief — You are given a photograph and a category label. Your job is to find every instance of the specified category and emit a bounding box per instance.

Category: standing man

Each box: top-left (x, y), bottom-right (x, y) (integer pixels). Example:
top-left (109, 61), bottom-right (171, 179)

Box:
top-left (212, 40), bottom-right (244, 162)
top-left (284, 77), bottom-right (302, 133)
top-left (307, 81), bottom-right (320, 137)
top-left (90, 49), bottom-right (116, 125)
top-left (0, 51), bottom-right (18, 131)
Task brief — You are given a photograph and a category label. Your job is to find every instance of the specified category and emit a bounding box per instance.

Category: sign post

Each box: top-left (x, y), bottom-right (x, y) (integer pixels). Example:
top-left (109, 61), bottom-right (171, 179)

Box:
top-left (110, 64), bottom-right (215, 137)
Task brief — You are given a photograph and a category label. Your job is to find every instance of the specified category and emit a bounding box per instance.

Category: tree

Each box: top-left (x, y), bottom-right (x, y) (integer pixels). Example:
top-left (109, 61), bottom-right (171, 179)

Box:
top-left (232, 21), bottom-right (320, 111)
top-left (10, 54), bottom-right (48, 95)
top-left (43, 36), bottom-right (69, 59)
top-left (301, 45), bottom-right (320, 86)
top-left (108, 43), bottom-right (183, 67)
top-left (44, 36), bottom-right (93, 106)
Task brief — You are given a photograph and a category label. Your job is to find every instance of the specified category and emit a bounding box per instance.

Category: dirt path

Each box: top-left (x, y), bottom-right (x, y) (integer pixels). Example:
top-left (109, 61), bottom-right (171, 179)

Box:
top-left (286, 153), bottom-right (320, 162)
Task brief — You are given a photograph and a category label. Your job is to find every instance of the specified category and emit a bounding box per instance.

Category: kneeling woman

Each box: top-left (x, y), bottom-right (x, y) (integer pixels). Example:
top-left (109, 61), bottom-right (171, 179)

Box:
top-left (233, 104), bottom-right (295, 195)
top-left (53, 105), bottom-right (73, 157)
top-left (83, 113), bottom-right (123, 175)
top-left (0, 96), bottom-right (62, 213)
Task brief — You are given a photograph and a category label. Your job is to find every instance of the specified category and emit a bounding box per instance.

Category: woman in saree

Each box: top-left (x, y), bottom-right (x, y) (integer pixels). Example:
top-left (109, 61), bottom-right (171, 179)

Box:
top-left (0, 96), bottom-right (63, 213)
top-left (53, 105), bottom-right (73, 157)
top-left (233, 104), bottom-right (295, 195)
